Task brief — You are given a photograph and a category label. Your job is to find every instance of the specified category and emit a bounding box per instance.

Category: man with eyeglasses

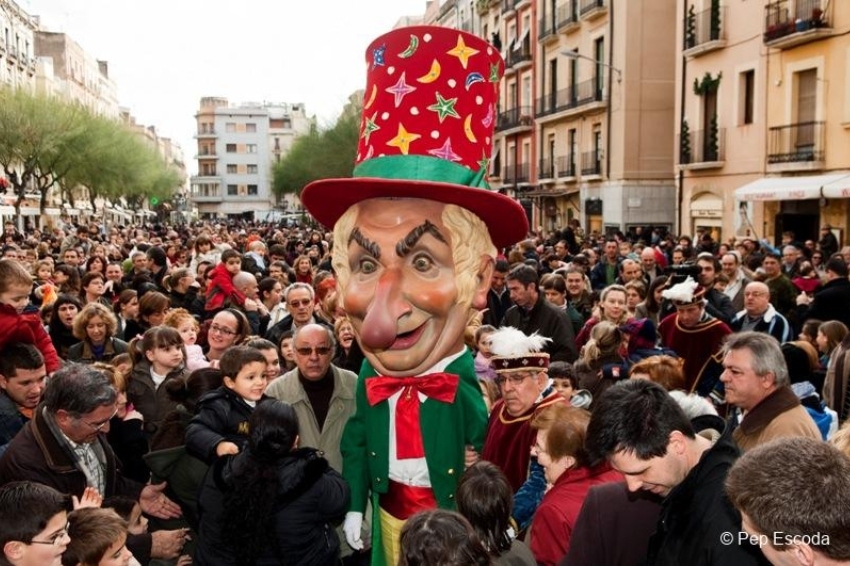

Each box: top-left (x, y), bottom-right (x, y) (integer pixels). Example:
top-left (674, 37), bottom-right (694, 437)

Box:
top-left (264, 282), bottom-right (333, 347)
top-left (0, 364), bottom-right (187, 564)
top-left (0, 344), bottom-right (46, 457)
top-left (730, 282), bottom-right (793, 344)
top-left (481, 327), bottom-right (567, 530)
top-left (264, 323), bottom-right (364, 564)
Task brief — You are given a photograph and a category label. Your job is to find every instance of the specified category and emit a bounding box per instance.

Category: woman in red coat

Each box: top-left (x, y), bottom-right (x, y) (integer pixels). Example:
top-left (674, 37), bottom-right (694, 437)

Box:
top-left (528, 403), bottom-right (622, 566)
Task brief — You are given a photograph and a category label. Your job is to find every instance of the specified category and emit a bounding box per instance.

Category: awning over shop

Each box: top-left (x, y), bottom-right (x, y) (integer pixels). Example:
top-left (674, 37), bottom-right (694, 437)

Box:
top-left (735, 173), bottom-right (850, 201)
top-left (822, 176), bottom-right (850, 199)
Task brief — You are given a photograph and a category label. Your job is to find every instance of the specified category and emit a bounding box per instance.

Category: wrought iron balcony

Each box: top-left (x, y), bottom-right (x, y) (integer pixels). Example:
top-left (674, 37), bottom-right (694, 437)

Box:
top-left (555, 155), bottom-right (576, 178)
top-left (539, 158), bottom-right (555, 180)
top-left (579, 0), bottom-right (607, 20)
top-left (506, 34), bottom-right (532, 68)
top-left (767, 121), bottom-right (825, 164)
top-left (581, 150), bottom-right (602, 176)
top-left (535, 78), bottom-right (605, 118)
top-left (683, 5), bottom-right (727, 55)
top-left (764, 0), bottom-right (830, 46)
top-left (516, 163), bottom-right (530, 184)
top-left (678, 127), bottom-right (726, 165)
top-left (556, 2), bottom-right (580, 33)
top-left (495, 106), bottom-right (534, 132)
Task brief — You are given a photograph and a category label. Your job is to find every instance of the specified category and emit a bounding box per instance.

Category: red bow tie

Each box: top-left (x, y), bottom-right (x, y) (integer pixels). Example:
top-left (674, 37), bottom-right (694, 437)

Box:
top-left (365, 373), bottom-right (460, 459)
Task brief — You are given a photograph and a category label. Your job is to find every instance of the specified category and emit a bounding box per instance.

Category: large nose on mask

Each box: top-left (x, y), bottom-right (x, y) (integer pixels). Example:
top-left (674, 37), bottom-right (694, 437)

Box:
top-left (359, 268), bottom-right (411, 351)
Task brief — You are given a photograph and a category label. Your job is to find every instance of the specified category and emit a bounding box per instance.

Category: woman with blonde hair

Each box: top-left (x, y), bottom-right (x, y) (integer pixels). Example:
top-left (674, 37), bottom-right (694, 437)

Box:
top-left (67, 302), bottom-right (129, 363)
top-left (574, 321), bottom-right (626, 404)
top-left (575, 284), bottom-right (631, 350)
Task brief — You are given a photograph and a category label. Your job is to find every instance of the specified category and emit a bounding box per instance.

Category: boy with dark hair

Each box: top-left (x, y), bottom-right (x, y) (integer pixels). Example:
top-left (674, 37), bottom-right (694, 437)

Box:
top-left (0, 481), bottom-right (70, 566)
top-left (63, 508), bottom-right (133, 566)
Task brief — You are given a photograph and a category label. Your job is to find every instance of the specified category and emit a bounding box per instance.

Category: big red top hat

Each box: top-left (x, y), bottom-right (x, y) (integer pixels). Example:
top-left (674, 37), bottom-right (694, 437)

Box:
top-left (301, 26), bottom-right (529, 249)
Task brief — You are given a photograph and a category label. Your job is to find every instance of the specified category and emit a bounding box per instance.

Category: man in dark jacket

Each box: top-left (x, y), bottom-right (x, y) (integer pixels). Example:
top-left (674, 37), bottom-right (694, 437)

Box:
top-left (0, 363), bottom-right (186, 563)
top-left (796, 255), bottom-right (850, 329)
top-left (482, 259), bottom-right (512, 328)
top-left (585, 380), bottom-right (768, 566)
top-left (502, 265), bottom-right (578, 362)
top-left (0, 344), bottom-right (45, 456)
top-left (696, 253), bottom-right (736, 324)
top-left (590, 239), bottom-right (625, 290)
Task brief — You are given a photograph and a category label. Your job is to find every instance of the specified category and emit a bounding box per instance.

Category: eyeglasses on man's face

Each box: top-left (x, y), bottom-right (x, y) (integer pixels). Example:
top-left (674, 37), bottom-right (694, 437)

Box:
top-left (289, 299), bottom-right (312, 308)
top-left (29, 523), bottom-right (70, 546)
top-left (495, 372), bottom-right (537, 388)
top-left (295, 346), bottom-right (332, 357)
top-left (209, 324), bottom-right (237, 336)
top-left (80, 406), bottom-right (119, 432)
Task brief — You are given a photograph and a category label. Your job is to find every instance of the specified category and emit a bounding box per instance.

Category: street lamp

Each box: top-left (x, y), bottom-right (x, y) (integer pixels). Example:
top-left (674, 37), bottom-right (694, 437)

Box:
top-left (560, 50), bottom-right (622, 83)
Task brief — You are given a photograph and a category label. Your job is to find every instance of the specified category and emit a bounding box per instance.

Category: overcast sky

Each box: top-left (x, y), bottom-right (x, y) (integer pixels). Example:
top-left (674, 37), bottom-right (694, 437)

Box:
top-left (28, 0), bottom-right (427, 174)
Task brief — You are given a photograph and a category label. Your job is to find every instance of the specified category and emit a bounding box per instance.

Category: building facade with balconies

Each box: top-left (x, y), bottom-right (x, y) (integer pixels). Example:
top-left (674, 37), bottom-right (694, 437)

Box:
top-left (190, 98), bottom-right (314, 220)
top-left (0, 0), bottom-right (38, 92)
top-left (678, 0), bottom-right (850, 244)
top-left (531, 0), bottom-right (677, 236)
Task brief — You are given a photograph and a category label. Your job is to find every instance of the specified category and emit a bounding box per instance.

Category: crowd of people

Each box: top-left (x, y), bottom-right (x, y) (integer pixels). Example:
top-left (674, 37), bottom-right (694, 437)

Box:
top-left (0, 214), bottom-right (847, 565)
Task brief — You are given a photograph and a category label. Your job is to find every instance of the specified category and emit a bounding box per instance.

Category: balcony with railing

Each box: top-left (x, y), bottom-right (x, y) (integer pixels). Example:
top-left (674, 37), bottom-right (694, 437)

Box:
top-left (539, 158), bottom-right (555, 181)
top-left (678, 127), bottom-right (726, 169)
top-left (501, 0), bottom-right (521, 15)
top-left (495, 106), bottom-right (534, 134)
top-left (579, 0), bottom-right (607, 21)
top-left (556, 2), bottom-right (580, 34)
top-left (516, 163), bottom-right (530, 184)
top-left (764, 0), bottom-right (831, 48)
top-left (506, 34), bottom-right (533, 69)
top-left (767, 121), bottom-right (825, 171)
top-left (555, 155), bottom-right (577, 179)
top-left (539, 15), bottom-right (557, 42)
top-left (581, 150), bottom-right (602, 177)
top-left (683, 5), bottom-right (727, 57)
top-left (535, 78), bottom-right (606, 121)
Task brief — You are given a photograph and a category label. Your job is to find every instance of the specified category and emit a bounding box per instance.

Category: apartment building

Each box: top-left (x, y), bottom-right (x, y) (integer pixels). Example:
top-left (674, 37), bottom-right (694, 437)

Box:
top-left (0, 0), bottom-right (37, 92)
top-left (476, 0), bottom-right (677, 237)
top-left (190, 97), bottom-right (314, 220)
top-left (678, 0), bottom-right (850, 244)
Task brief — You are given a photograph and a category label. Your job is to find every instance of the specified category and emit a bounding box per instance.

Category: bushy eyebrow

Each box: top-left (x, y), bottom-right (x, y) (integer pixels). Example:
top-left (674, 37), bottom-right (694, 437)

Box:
top-left (395, 220), bottom-right (446, 257)
top-left (349, 228), bottom-right (380, 259)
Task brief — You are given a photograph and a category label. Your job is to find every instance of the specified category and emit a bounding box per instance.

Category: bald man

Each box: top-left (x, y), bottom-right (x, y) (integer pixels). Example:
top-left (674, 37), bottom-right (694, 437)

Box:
top-left (729, 282), bottom-right (792, 344)
top-left (232, 271), bottom-right (266, 335)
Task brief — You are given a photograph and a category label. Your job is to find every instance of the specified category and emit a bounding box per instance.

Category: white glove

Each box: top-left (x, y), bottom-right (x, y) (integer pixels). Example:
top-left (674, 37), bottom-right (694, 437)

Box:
top-left (344, 511), bottom-right (364, 550)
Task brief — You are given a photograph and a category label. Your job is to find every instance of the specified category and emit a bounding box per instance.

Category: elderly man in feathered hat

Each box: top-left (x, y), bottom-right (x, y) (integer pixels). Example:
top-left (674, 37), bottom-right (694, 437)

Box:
top-left (657, 277), bottom-right (731, 402)
top-left (481, 326), bottom-right (568, 530)
top-left (300, 26), bottom-right (529, 565)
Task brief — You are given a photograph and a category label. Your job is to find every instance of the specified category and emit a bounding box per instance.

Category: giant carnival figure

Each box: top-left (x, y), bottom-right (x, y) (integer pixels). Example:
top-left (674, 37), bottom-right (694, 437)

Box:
top-left (300, 25), bottom-right (528, 565)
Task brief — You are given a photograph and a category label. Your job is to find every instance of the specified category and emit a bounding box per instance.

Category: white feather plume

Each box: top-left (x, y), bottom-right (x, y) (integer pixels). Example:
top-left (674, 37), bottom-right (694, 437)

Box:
top-left (488, 326), bottom-right (551, 358)
top-left (661, 276), bottom-right (699, 302)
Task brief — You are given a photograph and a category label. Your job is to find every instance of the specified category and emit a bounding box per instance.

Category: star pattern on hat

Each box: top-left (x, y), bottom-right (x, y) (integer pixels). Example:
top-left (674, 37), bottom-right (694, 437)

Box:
top-left (489, 62), bottom-right (500, 83)
top-left (386, 72), bottom-right (417, 108)
top-left (386, 123), bottom-right (421, 155)
top-left (427, 92), bottom-right (460, 123)
top-left (446, 35), bottom-right (479, 69)
top-left (428, 138), bottom-right (462, 162)
top-left (372, 44), bottom-right (387, 68)
top-left (361, 112), bottom-right (380, 144)
top-left (477, 151), bottom-right (490, 171)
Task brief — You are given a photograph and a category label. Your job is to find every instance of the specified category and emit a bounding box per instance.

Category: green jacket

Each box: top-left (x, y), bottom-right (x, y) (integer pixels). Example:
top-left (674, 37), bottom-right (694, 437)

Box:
top-left (341, 349), bottom-right (488, 566)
